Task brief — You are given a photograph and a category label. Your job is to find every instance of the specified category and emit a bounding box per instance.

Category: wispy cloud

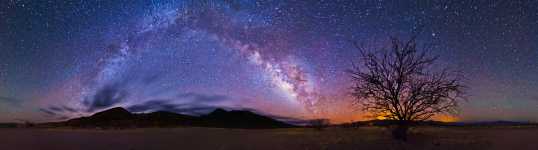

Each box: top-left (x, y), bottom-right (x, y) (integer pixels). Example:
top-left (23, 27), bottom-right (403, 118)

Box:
top-left (127, 99), bottom-right (218, 115)
top-left (82, 83), bottom-right (128, 112)
top-left (177, 92), bottom-right (229, 103)
top-left (39, 108), bottom-right (57, 116)
top-left (0, 96), bottom-right (23, 106)
top-left (38, 105), bottom-right (78, 116)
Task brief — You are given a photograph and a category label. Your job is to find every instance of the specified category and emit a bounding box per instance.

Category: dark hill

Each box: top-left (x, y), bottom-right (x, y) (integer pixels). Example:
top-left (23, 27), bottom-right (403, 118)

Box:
top-left (200, 108), bottom-right (294, 128)
top-left (66, 107), bottom-right (136, 128)
top-left (89, 107), bottom-right (134, 120)
top-left (136, 111), bottom-right (198, 127)
top-left (63, 107), bottom-right (294, 129)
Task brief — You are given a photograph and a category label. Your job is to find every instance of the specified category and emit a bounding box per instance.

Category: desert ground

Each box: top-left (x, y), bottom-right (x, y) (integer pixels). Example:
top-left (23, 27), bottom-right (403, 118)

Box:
top-left (1, 127), bottom-right (537, 150)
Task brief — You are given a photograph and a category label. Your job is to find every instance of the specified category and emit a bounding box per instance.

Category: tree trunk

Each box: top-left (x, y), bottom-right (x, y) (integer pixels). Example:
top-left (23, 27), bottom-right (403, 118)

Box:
top-left (392, 121), bottom-right (409, 141)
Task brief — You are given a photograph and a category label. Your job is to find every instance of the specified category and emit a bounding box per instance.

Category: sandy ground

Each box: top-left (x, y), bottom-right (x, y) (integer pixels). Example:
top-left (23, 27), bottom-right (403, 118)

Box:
top-left (1, 127), bottom-right (537, 150)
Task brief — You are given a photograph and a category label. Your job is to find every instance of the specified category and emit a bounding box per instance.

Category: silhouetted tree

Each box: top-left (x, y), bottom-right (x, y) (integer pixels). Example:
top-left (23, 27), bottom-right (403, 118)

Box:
top-left (348, 37), bottom-right (465, 141)
top-left (310, 119), bottom-right (330, 131)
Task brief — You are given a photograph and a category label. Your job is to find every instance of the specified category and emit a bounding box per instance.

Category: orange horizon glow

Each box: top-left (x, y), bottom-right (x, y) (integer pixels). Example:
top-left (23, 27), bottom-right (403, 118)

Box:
top-left (324, 113), bottom-right (460, 124)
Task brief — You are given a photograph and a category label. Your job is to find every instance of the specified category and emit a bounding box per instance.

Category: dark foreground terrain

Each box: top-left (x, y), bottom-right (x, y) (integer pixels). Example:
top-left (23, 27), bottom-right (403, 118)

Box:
top-left (1, 127), bottom-right (537, 150)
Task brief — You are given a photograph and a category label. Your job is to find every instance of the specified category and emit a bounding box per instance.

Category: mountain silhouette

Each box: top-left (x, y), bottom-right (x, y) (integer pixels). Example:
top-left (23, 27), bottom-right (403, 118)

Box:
top-left (66, 107), bottom-right (135, 128)
top-left (89, 107), bottom-right (134, 120)
top-left (199, 108), bottom-right (293, 128)
top-left (64, 107), bottom-right (294, 129)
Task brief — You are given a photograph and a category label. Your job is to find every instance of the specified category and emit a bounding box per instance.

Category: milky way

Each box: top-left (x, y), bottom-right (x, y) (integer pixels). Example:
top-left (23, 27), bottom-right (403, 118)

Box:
top-left (1, 0), bottom-right (538, 123)
top-left (78, 3), bottom-right (324, 117)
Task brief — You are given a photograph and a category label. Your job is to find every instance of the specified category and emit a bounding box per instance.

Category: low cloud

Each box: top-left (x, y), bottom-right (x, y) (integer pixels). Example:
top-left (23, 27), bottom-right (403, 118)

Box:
top-left (177, 92), bottom-right (228, 103)
top-left (38, 105), bottom-right (78, 116)
top-left (39, 108), bottom-right (57, 116)
top-left (83, 83), bottom-right (128, 112)
top-left (126, 99), bottom-right (219, 115)
top-left (127, 100), bottom-right (178, 112)
top-left (0, 96), bottom-right (22, 106)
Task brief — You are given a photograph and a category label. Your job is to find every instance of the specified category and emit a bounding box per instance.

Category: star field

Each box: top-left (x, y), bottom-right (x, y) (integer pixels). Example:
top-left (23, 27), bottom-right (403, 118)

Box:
top-left (0, 0), bottom-right (537, 123)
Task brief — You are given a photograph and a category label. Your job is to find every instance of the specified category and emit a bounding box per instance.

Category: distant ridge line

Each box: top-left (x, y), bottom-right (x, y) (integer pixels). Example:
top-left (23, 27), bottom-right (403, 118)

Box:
top-left (39, 107), bottom-right (296, 129)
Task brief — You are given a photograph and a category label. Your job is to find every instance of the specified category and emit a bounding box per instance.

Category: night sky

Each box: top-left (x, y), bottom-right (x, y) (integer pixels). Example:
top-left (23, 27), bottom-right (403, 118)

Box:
top-left (1, 0), bottom-right (537, 123)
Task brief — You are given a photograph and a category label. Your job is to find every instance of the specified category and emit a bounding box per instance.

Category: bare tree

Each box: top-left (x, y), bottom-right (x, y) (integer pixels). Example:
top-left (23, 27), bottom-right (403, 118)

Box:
top-left (310, 119), bottom-right (330, 131)
top-left (348, 37), bottom-right (465, 141)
